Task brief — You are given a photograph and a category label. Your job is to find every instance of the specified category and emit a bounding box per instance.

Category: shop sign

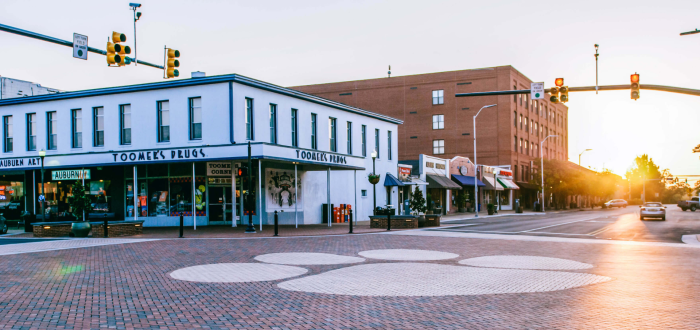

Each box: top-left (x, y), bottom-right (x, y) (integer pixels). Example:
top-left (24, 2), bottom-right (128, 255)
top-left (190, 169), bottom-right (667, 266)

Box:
top-left (52, 169), bottom-right (91, 180)
top-left (426, 162), bottom-right (445, 170)
top-left (207, 162), bottom-right (232, 176)
top-left (111, 148), bottom-right (207, 163)
top-left (0, 157), bottom-right (41, 168)
top-left (295, 149), bottom-right (347, 164)
top-left (398, 164), bottom-right (412, 182)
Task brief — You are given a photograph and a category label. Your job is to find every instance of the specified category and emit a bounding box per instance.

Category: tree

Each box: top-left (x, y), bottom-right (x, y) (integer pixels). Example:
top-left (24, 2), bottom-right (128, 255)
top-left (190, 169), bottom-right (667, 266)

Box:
top-left (625, 154), bottom-right (664, 202)
top-left (410, 186), bottom-right (427, 215)
top-left (67, 181), bottom-right (93, 221)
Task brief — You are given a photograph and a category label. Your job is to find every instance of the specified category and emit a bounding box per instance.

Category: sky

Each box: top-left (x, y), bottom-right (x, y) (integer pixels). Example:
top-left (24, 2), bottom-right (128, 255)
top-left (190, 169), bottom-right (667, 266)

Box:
top-left (1, 0), bottom-right (699, 182)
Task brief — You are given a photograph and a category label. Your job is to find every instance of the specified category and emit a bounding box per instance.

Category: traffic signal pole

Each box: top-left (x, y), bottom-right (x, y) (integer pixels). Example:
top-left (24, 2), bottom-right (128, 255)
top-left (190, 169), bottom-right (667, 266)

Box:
top-left (456, 84), bottom-right (700, 98)
top-left (0, 23), bottom-right (164, 70)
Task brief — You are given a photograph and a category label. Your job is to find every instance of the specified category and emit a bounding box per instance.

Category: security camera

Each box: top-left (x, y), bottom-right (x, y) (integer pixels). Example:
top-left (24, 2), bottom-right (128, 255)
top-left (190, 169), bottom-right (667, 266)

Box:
top-left (129, 3), bottom-right (142, 8)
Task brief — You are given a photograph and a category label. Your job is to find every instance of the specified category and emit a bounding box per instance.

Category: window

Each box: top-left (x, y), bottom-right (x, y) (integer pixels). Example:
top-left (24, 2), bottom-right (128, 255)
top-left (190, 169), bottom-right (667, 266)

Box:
top-left (190, 97), bottom-right (202, 140)
top-left (361, 189), bottom-right (367, 197)
top-left (245, 98), bottom-right (254, 140)
top-left (120, 104), bottom-right (131, 145)
top-left (535, 122), bottom-right (538, 135)
top-left (27, 113), bottom-right (36, 151)
top-left (93, 107), bottom-right (104, 147)
top-left (433, 139), bottom-right (444, 154)
top-left (525, 140), bottom-right (529, 155)
top-left (524, 117), bottom-right (528, 132)
top-left (157, 101), bottom-right (170, 142)
top-left (71, 109), bottom-right (82, 148)
top-left (513, 85), bottom-right (517, 102)
top-left (513, 111), bottom-right (517, 127)
top-left (387, 131), bottom-right (392, 160)
top-left (530, 120), bottom-right (534, 134)
top-left (269, 103), bottom-right (277, 144)
top-left (432, 90), bottom-right (444, 105)
top-left (535, 144), bottom-right (539, 157)
top-left (329, 117), bottom-right (337, 152)
top-left (311, 113), bottom-right (317, 149)
top-left (514, 135), bottom-right (517, 151)
top-left (361, 125), bottom-right (366, 157)
top-left (374, 129), bottom-right (380, 158)
top-left (519, 114), bottom-right (523, 129)
top-left (3, 116), bottom-right (12, 152)
top-left (347, 122), bottom-right (352, 155)
top-left (432, 115), bottom-right (444, 129)
top-left (520, 138), bottom-right (523, 153)
top-left (291, 109), bottom-right (298, 147)
top-left (531, 142), bottom-right (534, 156)
top-left (47, 111), bottom-right (57, 150)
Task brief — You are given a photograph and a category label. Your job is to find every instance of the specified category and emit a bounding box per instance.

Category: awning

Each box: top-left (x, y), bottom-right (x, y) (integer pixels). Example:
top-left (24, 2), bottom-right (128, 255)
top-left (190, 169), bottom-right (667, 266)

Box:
top-left (451, 174), bottom-right (485, 187)
top-left (497, 178), bottom-right (520, 190)
top-left (402, 177), bottom-right (429, 186)
top-left (427, 174), bottom-right (462, 190)
top-left (384, 173), bottom-right (405, 187)
top-left (516, 181), bottom-right (539, 190)
top-left (482, 176), bottom-right (503, 191)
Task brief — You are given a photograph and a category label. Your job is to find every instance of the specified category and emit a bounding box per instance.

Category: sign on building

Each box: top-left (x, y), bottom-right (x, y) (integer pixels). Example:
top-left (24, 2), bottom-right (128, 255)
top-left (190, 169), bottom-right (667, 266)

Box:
top-left (531, 82), bottom-right (544, 100)
top-left (398, 164), bottom-right (412, 182)
top-left (51, 169), bottom-right (90, 180)
top-left (206, 162), bottom-right (232, 176)
top-left (73, 33), bottom-right (88, 60)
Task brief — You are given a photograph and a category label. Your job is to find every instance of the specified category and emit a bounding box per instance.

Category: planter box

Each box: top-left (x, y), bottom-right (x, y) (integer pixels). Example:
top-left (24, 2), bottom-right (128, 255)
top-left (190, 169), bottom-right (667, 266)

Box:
top-left (369, 215), bottom-right (418, 229)
top-left (33, 220), bottom-right (145, 237)
top-left (424, 215), bottom-right (441, 227)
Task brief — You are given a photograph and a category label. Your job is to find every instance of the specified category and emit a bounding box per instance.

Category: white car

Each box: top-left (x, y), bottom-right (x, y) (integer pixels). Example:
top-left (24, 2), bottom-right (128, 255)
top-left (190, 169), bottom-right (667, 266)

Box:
top-left (640, 202), bottom-right (666, 221)
top-left (604, 199), bottom-right (628, 208)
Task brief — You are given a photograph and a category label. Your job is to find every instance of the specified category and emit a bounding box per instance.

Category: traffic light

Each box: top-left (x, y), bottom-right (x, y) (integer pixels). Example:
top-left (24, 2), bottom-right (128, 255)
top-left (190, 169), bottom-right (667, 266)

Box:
top-left (549, 87), bottom-right (560, 104)
top-left (237, 166), bottom-right (248, 177)
top-left (106, 32), bottom-right (130, 66)
top-left (165, 48), bottom-right (180, 78)
top-left (559, 86), bottom-right (569, 103)
top-left (631, 73), bottom-right (640, 100)
top-left (554, 78), bottom-right (564, 87)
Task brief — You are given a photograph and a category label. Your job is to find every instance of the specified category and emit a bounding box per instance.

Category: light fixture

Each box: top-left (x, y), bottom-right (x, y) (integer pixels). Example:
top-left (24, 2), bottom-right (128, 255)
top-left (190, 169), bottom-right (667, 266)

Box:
top-left (38, 149), bottom-right (46, 157)
top-left (371, 150), bottom-right (377, 159)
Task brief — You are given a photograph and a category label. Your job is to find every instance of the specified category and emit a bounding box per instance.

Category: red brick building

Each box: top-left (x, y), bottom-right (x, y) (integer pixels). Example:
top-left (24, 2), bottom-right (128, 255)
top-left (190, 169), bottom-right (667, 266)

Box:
top-left (292, 66), bottom-right (569, 188)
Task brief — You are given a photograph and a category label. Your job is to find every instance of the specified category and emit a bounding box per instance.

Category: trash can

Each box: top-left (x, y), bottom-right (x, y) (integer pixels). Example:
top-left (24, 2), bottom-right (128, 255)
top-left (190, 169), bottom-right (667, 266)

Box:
top-left (404, 199), bottom-right (411, 215)
top-left (23, 213), bottom-right (36, 232)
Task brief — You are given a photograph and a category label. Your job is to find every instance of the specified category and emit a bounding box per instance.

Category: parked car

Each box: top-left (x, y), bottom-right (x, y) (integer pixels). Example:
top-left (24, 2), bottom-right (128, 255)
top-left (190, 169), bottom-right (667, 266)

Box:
top-left (677, 196), bottom-right (699, 212)
top-left (604, 199), bottom-right (628, 208)
top-left (0, 214), bottom-right (7, 234)
top-left (640, 202), bottom-right (666, 220)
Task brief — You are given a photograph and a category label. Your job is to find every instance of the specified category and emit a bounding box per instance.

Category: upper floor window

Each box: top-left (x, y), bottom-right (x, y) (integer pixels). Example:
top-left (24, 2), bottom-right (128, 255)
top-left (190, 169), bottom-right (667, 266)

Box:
top-left (311, 113), bottom-right (317, 150)
top-left (513, 111), bottom-right (517, 127)
top-left (190, 97), bottom-right (202, 140)
top-left (120, 104), bottom-right (131, 145)
top-left (3, 116), bottom-right (12, 153)
top-left (433, 139), bottom-right (444, 154)
top-left (245, 98), bottom-right (254, 140)
top-left (524, 117), bottom-right (528, 132)
top-left (158, 101), bottom-right (170, 142)
top-left (530, 119), bottom-right (534, 134)
top-left (269, 103), bottom-right (277, 144)
top-left (519, 114), bottom-right (523, 129)
top-left (47, 111), bottom-right (57, 150)
top-left (346, 122), bottom-right (352, 155)
top-left (514, 135), bottom-right (517, 151)
top-left (432, 115), bottom-right (444, 129)
top-left (27, 113), bottom-right (36, 151)
top-left (329, 117), bottom-right (337, 152)
top-left (361, 125), bottom-right (366, 157)
top-left (374, 128), bottom-right (380, 158)
top-left (525, 140), bottom-right (529, 155)
top-left (432, 90), bottom-right (444, 105)
top-left (93, 107), bottom-right (104, 147)
top-left (513, 85), bottom-right (517, 102)
top-left (519, 138), bottom-right (523, 153)
top-left (291, 109), bottom-right (298, 147)
top-left (387, 131), bottom-right (392, 160)
top-left (71, 109), bottom-right (82, 148)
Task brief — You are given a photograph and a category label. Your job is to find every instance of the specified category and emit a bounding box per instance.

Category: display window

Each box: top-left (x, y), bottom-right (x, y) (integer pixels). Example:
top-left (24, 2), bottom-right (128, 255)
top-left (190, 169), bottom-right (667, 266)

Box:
top-left (0, 179), bottom-right (24, 219)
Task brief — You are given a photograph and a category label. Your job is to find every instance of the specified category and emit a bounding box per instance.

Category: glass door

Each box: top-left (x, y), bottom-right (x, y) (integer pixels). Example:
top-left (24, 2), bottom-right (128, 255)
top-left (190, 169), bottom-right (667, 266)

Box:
top-left (209, 186), bottom-right (225, 223)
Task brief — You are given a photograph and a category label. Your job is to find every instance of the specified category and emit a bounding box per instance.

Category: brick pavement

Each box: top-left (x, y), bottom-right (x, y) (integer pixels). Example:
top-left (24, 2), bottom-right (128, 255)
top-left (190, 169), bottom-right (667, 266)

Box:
top-left (0, 233), bottom-right (699, 328)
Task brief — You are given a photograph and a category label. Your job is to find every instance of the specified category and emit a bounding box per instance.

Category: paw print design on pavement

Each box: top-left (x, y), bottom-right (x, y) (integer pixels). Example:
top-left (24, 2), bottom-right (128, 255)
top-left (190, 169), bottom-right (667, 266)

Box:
top-left (169, 249), bottom-right (612, 296)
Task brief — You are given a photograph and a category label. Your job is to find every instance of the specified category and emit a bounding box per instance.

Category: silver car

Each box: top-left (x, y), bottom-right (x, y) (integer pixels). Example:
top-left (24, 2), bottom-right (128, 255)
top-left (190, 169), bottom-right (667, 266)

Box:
top-left (604, 199), bottom-right (628, 208)
top-left (640, 202), bottom-right (666, 220)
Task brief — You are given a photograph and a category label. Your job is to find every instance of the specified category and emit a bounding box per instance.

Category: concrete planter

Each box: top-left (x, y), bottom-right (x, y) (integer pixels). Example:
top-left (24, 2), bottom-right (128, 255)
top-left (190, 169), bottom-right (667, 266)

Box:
top-left (71, 222), bottom-right (92, 238)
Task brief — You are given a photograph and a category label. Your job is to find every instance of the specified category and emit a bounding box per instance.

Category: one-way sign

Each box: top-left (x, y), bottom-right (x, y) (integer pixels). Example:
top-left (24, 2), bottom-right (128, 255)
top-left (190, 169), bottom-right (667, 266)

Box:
top-left (73, 33), bottom-right (88, 60)
top-left (531, 82), bottom-right (544, 100)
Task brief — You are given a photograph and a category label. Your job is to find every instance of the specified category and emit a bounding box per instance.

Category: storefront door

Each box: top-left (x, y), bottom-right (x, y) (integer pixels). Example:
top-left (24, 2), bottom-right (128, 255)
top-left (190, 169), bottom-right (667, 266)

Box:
top-left (208, 186), bottom-right (232, 225)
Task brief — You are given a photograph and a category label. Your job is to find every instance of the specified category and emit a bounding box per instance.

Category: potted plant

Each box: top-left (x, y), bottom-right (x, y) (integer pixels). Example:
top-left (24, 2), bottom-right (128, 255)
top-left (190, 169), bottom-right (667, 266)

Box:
top-left (456, 193), bottom-right (467, 213)
top-left (410, 186), bottom-right (427, 224)
top-left (368, 173), bottom-right (381, 184)
top-left (487, 203), bottom-right (495, 215)
top-left (67, 181), bottom-right (93, 237)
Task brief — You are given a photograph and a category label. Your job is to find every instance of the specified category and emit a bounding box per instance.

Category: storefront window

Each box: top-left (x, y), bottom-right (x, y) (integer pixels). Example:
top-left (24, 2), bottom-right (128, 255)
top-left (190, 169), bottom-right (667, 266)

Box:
top-left (88, 180), bottom-right (111, 213)
top-left (125, 163), bottom-right (207, 218)
top-left (0, 180), bottom-right (24, 219)
top-left (148, 179), bottom-right (168, 216)
top-left (168, 177), bottom-right (206, 216)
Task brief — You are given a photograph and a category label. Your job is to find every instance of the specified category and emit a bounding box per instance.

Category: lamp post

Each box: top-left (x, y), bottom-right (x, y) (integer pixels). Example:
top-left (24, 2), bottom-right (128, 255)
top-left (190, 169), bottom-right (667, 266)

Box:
top-left (371, 150), bottom-right (377, 215)
top-left (579, 149), bottom-right (592, 166)
top-left (540, 135), bottom-right (558, 212)
top-left (473, 104), bottom-right (497, 218)
top-left (38, 149), bottom-right (46, 221)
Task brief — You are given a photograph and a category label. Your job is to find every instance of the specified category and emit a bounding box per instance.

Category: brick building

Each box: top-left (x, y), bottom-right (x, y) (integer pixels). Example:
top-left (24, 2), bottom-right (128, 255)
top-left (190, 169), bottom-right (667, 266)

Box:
top-left (292, 66), bottom-right (569, 207)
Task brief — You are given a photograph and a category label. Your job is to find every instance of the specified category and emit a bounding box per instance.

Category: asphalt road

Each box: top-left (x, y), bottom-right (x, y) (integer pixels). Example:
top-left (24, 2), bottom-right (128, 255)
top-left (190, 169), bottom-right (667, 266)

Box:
top-left (435, 205), bottom-right (700, 243)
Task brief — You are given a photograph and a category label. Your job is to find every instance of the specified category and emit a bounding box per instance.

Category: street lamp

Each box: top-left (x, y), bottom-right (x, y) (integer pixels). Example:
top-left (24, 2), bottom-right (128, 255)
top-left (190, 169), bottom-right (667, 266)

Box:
top-left (38, 149), bottom-right (46, 221)
top-left (579, 149), bottom-right (592, 166)
top-left (473, 104), bottom-right (497, 218)
top-left (371, 150), bottom-right (377, 215)
top-left (540, 135), bottom-right (558, 212)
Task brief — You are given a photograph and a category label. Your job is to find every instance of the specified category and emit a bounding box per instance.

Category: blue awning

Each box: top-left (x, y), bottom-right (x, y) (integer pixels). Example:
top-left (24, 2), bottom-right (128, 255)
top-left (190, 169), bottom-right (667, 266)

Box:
top-left (451, 174), bottom-right (485, 187)
top-left (384, 173), bottom-right (405, 187)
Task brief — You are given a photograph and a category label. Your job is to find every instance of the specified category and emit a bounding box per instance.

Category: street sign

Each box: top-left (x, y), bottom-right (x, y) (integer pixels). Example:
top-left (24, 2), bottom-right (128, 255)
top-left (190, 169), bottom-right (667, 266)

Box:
top-left (73, 33), bottom-right (88, 60)
top-left (531, 82), bottom-right (544, 100)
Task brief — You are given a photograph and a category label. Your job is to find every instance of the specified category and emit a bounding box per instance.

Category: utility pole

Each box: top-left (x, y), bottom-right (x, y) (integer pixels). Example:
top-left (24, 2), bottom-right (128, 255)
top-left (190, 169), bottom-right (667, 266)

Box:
top-left (594, 44), bottom-right (599, 94)
top-left (130, 3), bottom-right (142, 66)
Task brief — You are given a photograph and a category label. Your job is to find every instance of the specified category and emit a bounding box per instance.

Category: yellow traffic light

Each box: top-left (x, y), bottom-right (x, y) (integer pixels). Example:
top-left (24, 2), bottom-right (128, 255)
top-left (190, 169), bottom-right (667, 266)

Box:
top-left (555, 78), bottom-right (564, 87)
top-left (560, 86), bottom-right (569, 103)
top-left (165, 48), bottom-right (180, 78)
top-left (106, 41), bottom-right (121, 65)
top-left (631, 73), bottom-right (640, 100)
top-left (549, 87), bottom-right (560, 104)
top-left (106, 31), bottom-right (130, 66)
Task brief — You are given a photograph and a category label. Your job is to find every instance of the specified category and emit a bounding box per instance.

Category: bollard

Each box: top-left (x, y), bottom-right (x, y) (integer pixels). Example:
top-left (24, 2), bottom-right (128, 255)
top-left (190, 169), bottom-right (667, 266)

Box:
top-left (103, 215), bottom-right (108, 238)
top-left (348, 207), bottom-right (353, 234)
top-left (274, 210), bottom-right (279, 236)
top-left (386, 212), bottom-right (391, 231)
top-left (179, 213), bottom-right (184, 238)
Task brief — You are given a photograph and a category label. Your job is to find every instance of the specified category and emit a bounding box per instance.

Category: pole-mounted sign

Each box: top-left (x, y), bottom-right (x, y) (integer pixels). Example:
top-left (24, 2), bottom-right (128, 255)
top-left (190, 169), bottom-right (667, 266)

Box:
top-left (73, 33), bottom-right (88, 60)
top-left (531, 82), bottom-right (544, 100)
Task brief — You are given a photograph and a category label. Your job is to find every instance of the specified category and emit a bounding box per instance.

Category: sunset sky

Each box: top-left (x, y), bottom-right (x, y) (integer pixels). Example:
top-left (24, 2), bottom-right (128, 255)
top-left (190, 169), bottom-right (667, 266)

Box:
top-left (1, 0), bottom-right (699, 182)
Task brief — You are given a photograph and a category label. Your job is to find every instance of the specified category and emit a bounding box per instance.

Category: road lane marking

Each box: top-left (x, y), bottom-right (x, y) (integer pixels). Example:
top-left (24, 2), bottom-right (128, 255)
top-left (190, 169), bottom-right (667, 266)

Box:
top-left (588, 226), bottom-right (611, 236)
top-left (520, 216), bottom-right (602, 233)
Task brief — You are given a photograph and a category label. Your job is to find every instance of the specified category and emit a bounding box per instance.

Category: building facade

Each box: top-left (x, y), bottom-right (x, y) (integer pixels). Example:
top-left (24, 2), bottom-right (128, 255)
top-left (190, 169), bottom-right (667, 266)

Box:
top-left (0, 76), bottom-right (61, 99)
top-left (292, 66), bottom-right (569, 208)
top-left (0, 74), bottom-right (401, 226)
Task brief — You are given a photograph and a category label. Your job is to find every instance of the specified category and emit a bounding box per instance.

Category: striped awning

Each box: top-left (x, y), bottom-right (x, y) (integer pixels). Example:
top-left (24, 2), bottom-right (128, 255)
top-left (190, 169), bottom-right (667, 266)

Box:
top-left (497, 178), bottom-right (520, 190)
